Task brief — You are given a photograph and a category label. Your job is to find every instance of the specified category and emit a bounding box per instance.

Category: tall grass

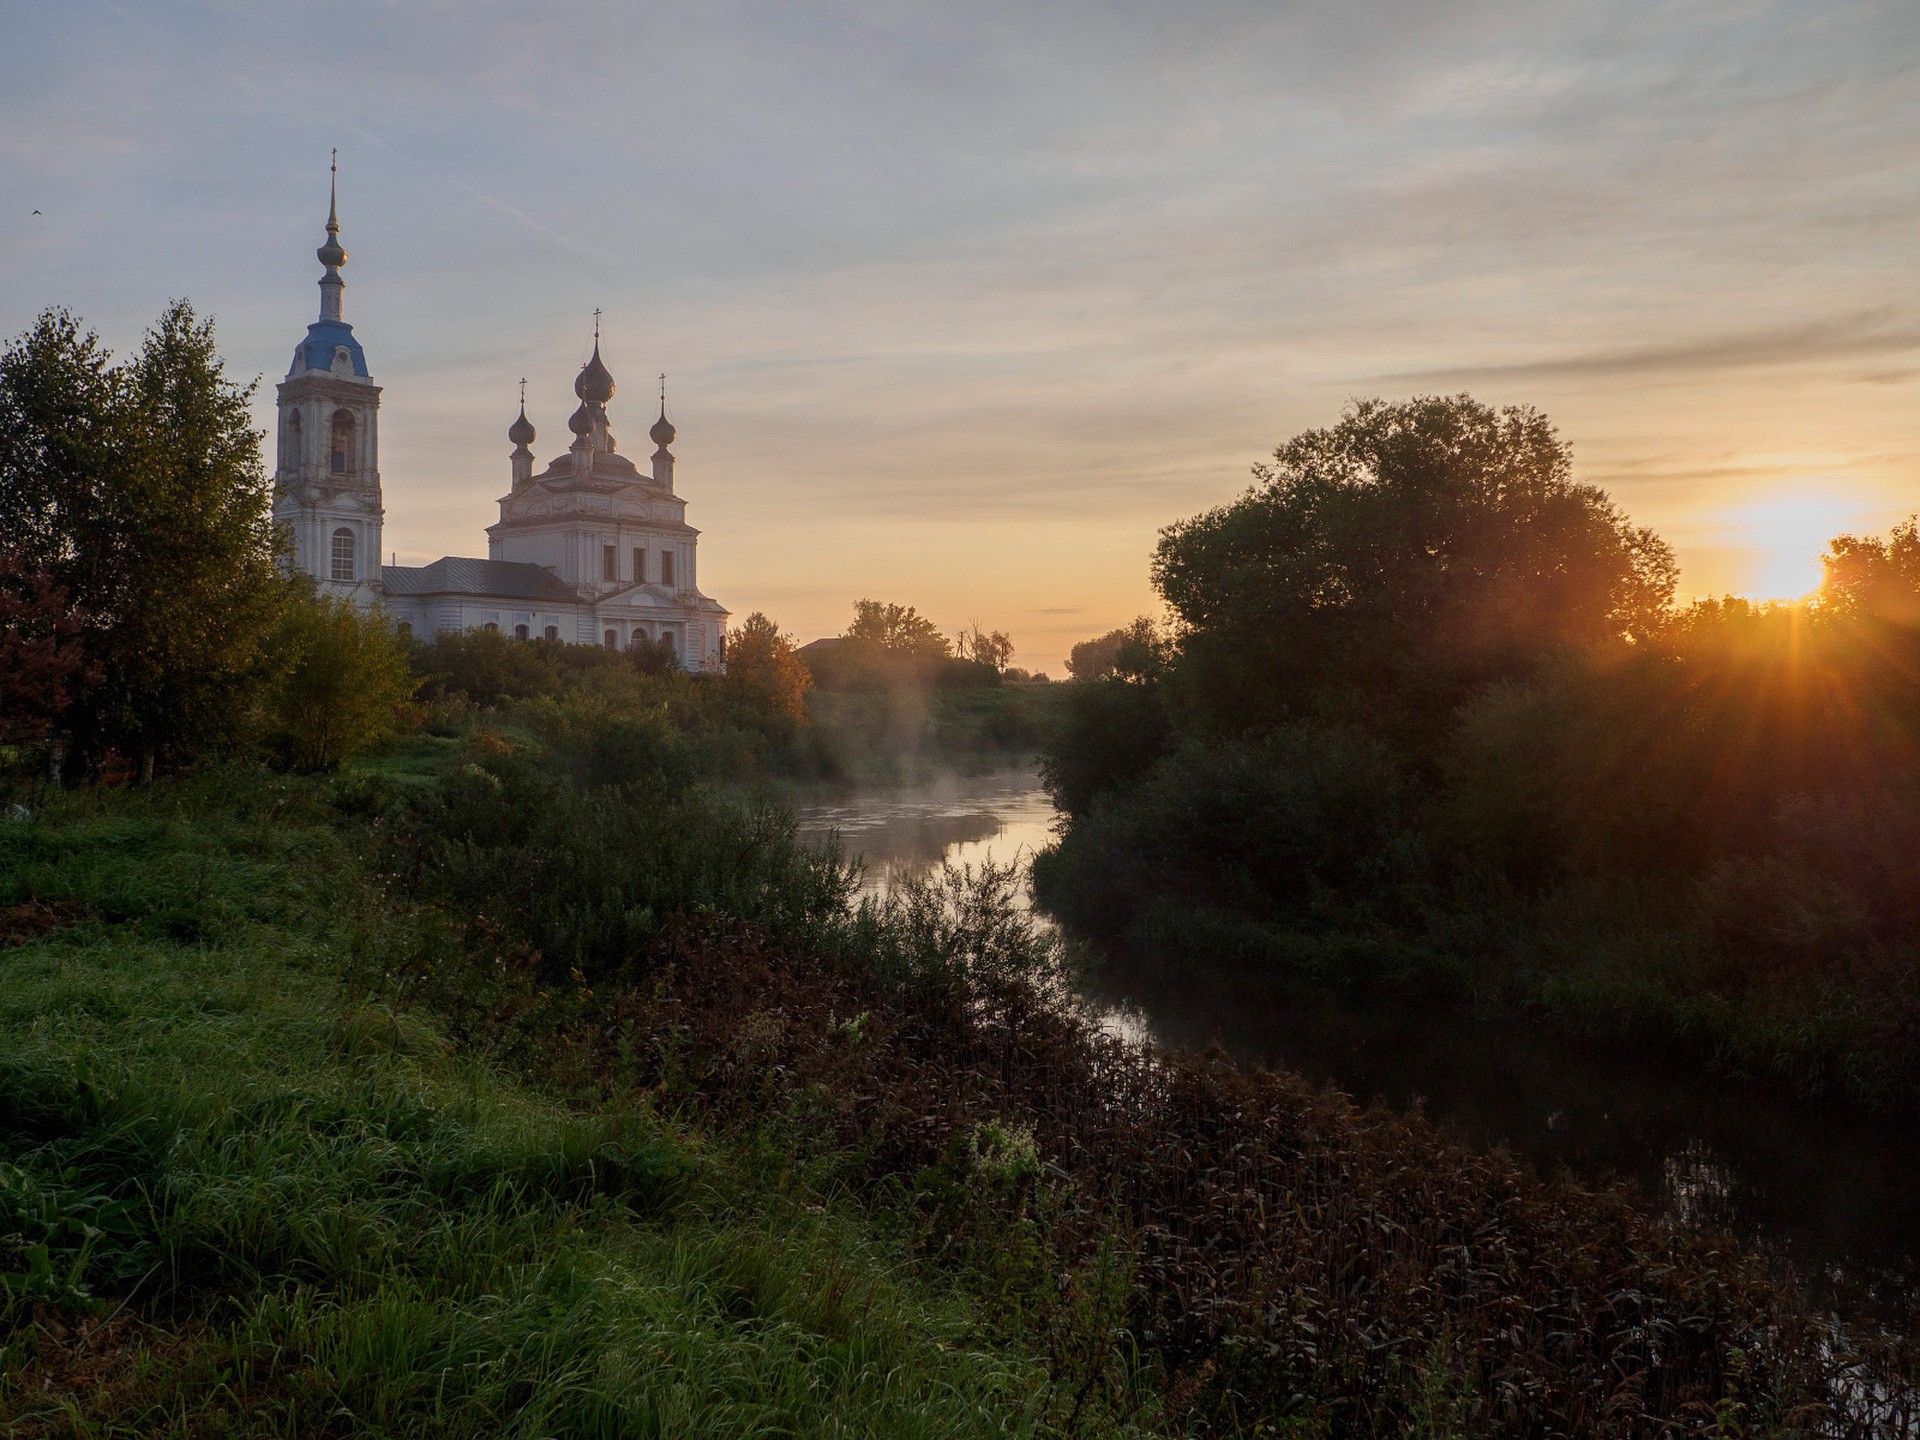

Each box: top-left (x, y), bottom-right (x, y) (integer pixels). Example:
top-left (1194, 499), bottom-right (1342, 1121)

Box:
top-left (379, 733), bottom-right (1920, 1437)
top-left (0, 774), bottom-right (1064, 1438)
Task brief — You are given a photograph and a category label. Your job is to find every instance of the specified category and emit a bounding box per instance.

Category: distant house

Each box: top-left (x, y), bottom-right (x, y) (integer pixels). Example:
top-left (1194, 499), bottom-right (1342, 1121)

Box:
top-left (270, 169), bottom-right (729, 669)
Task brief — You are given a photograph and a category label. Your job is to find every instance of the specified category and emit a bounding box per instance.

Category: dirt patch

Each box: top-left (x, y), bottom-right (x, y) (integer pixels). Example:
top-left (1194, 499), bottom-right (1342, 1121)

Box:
top-left (0, 900), bottom-right (84, 947)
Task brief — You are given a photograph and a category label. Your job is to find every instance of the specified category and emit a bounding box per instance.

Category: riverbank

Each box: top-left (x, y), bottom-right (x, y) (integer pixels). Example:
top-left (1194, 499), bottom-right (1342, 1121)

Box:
top-left (797, 768), bottom-right (1920, 1313)
top-left (0, 771), bottom-right (1066, 1438)
top-left (8, 743), bottom-right (1917, 1434)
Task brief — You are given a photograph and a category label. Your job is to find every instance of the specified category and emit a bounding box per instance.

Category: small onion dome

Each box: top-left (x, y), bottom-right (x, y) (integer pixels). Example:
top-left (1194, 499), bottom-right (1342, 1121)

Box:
top-left (317, 232), bottom-right (347, 269)
top-left (650, 405), bottom-right (675, 448)
top-left (568, 400), bottom-right (594, 436)
top-left (508, 404), bottom-right (536, 448)
top-left (574, 341), bottom-right (615, 404)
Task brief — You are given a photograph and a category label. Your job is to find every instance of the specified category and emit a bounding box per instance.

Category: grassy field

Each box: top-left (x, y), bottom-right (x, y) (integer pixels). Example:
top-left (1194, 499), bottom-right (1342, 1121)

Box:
top-left (0, 772), bottom-right (1060, 1438)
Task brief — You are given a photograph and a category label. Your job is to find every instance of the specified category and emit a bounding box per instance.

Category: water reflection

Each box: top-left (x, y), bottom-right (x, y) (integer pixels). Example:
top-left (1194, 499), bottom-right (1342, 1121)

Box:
top-left (792, 768), bottom-right (1920, 1313)
top-left (793, 769), bottom-right (1057, 902)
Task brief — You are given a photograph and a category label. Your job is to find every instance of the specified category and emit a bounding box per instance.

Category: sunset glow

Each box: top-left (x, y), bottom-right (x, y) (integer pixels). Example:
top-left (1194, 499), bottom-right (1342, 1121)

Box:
top-left (4, 4), bottom-right (1917, 669)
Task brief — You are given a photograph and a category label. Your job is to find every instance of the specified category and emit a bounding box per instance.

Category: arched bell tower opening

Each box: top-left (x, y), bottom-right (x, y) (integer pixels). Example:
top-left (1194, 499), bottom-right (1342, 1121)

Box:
top-left (272, 150), bottom-right (383, 605)
top-left (330, 409), bottom-right (356, 474)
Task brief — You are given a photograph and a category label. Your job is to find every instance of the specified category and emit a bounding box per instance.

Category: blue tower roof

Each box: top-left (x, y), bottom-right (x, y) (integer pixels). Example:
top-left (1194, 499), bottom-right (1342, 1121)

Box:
top-left (292, 318), bottom-right (369, 378)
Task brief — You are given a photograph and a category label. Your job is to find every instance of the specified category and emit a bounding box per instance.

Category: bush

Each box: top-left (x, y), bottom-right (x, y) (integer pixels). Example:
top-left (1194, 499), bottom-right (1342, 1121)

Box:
top-left (266, 591), bottom-right (417, 771)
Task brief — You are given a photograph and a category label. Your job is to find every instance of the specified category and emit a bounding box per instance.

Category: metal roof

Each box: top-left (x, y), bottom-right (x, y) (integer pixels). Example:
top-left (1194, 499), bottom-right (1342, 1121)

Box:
top-left (293, 319), bottom-right (370, 378)
top-left (380, 557), bottom-right (580, 602)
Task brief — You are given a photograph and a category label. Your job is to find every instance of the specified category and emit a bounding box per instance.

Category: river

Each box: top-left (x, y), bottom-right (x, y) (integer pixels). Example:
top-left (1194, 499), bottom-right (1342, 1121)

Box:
top-left (793, 765), bottom-right (1920, 1314)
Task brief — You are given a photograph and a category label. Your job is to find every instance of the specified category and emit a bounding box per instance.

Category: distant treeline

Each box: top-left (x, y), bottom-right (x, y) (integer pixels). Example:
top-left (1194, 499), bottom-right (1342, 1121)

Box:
top-left (1036, 394), bottom-right (1920, 1108)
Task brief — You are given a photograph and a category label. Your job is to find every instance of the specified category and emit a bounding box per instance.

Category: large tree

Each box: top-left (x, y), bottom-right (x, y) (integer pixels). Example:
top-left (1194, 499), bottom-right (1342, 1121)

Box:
top-left (1152, 395), bottom-right (1677, 740)
top-left (0, 304), bottom-right (287, 776)
top-left (843, 599), bottom-right (952, 660)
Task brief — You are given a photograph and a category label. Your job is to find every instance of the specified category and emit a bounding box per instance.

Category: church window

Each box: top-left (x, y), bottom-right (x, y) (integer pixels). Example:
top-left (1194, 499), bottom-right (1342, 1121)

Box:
top-left (330, 409), bottom-right (355, 473)
top-left (483, 621), bottom-right (498, 633)
top-left (602, 544), bottom-right (617, 582)
top-left (661, 551), bottom-right (676, 587)
top-left (330, 527), bottom-right (355, 582)
top-left (514, 623), bottom-right (529, 641)
top-left (286, 409), bottom-right (302, 467)
top-left (604, 629), bottom-right (618, 650)
top-left (634, 547), bottom-right (647, 584)
top-left (397, 621), bottom-right (412, 638)
top-left (543, 624), bottom-right (559, 642)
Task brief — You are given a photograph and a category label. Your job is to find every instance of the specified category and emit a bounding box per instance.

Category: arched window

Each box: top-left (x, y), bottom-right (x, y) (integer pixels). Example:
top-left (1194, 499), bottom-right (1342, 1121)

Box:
top-left (483, 621), bottom-right (499, 633)
top-left (604, 629), bottom-right (618, 650)
top-left (330, 409), bottom-right (355, 474)
top-left (543, 624), bottom-right (559, 642)
top-left (330, 527), bottom-right (355, 582)
top-left (514, 623), bottom-right (529, 641)
top-left (286, 409), bottom-right (302, 468)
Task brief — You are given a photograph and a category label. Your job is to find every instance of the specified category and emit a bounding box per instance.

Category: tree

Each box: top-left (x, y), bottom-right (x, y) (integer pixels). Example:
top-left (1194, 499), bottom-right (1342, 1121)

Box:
top-left (844, 599), bottom-right (952, 659)
top-left (1152, 395), bottom-right (1676, 739)
top-left (724, 611), bottom-right (811, 719)
top-left (0, 304), bottom-right (287, 777)
top-left (1822, 518), bottom-right (1920, 625)
top-left (1066, 618), bottom-right (1168, 682)
top-left (267, 589), bottom-right (417, 771)
top-left (955, 621), bottom-right (1014, 673)
top-left (0, 549), bottom-right (93, 752)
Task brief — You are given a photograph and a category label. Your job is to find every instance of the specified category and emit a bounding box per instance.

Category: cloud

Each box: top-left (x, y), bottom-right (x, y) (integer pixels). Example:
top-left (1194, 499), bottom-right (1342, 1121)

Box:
top-left (1372, 313), bottom-right (1920, 386)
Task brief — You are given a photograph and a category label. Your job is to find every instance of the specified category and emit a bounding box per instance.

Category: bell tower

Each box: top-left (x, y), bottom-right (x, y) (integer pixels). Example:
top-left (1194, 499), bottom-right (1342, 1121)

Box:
top-left (272, 152), bottom-right (383, 604)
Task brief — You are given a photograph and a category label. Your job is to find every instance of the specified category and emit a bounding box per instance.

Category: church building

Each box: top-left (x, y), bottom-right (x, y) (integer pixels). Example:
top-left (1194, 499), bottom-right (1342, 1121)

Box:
top-left (271, 169), bottom-right (729, 669)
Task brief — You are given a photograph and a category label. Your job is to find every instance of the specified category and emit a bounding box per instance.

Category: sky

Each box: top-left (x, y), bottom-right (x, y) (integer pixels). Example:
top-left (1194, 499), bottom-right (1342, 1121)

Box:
top-left (2, 0), bottom-right (1917, 673)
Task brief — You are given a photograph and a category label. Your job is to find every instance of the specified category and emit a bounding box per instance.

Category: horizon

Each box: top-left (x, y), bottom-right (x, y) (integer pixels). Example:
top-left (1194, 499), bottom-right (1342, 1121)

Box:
top-left (4, 2), bottom-right (1917, 672)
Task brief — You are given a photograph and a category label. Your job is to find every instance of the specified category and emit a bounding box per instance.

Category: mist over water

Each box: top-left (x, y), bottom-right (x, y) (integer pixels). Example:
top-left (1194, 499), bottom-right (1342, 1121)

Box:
top-left (793, 767), bottom-right (1920, 1318)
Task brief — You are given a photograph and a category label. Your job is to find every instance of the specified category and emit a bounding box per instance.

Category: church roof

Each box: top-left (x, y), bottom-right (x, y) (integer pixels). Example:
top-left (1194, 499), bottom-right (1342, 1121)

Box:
top-left (381, 557), bottom-right (580, 602)
top-left (293, 319), bottom-right (370, 378)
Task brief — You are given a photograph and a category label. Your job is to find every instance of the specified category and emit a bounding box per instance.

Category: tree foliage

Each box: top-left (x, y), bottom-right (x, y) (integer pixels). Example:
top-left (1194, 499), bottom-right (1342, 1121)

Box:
top-left (844, 599), bottom-right (952, 659)
top-left (1822, 517), bottom-right (1920, 625)
top-left (1065, 618), bottom-right (1168, 683)
top-left (724, 611), bottom-right (811, 719)
top-left (1153, 395), bottom-right (1677, 739)
top-left (954, 621), bottom-right (1014, 673)
top-left (0, 304), bottom-right (286, 774)
top-left (267, 589), bottom-right (417, 771)
top-left (0, 549), bottom-right (93, 750)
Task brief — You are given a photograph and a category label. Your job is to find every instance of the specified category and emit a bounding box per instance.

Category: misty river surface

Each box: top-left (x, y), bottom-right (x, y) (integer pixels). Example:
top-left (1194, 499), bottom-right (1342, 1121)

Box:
top-left (793, 766), bottom-right (1920, 1310)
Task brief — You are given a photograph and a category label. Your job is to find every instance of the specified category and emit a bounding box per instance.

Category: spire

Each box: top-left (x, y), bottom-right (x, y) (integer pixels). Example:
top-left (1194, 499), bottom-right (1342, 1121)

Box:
top-left (650, 372), bottom-right (676, 448)
top-left (508, 376), bottom-right (536, 488)
top-left (316, 149), bottom-right (347, 323)
top-left (508, 377), bottom-right (536, 449)
top-left (575, 314), bottom-right (615, 405)
top-left (650, 371), bottom-right (676, 489)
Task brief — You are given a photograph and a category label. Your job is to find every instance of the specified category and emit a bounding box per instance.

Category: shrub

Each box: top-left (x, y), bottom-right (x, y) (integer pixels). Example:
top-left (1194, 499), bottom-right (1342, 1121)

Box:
top-left (266, 591), bottom-right (417, 771)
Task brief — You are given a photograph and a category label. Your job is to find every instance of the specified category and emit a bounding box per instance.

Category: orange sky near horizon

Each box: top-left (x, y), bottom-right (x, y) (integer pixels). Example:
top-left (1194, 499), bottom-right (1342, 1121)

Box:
top-left (4, 3), bottom-right (1916, 674)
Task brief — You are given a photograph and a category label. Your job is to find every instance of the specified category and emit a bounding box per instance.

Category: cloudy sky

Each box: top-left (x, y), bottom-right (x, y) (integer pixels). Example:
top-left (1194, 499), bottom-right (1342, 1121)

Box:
top-left (3, 1), bottom-right (1917, 669)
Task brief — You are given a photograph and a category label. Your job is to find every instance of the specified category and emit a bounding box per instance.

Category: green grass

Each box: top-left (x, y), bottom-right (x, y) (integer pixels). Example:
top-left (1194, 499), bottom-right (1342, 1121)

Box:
top-left (0, 774), bottom-right (1055, 1437)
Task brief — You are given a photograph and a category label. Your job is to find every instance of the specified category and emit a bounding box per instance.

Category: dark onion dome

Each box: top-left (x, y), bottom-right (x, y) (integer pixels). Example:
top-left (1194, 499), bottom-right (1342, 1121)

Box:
top-left (574, 340), bottom-right (615, 404)
top-left (649, 403), bottom-right (675, 448)
top-left (508, 403), bottom-right (536, 448)
top-left (318, 158), bottom-right (347, 268)
top-left (568, 400), bottom-right (594, 436)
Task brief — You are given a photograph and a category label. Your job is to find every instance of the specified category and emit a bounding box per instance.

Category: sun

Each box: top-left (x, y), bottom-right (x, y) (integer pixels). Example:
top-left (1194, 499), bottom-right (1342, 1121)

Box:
top-left (1719, 492), bottom-right (1875, 602)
